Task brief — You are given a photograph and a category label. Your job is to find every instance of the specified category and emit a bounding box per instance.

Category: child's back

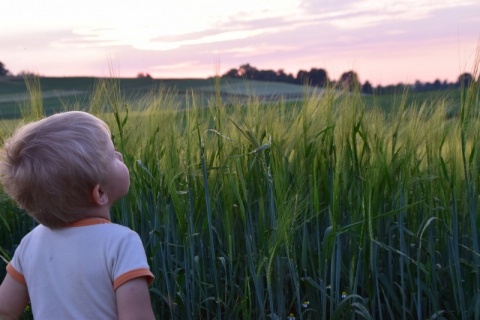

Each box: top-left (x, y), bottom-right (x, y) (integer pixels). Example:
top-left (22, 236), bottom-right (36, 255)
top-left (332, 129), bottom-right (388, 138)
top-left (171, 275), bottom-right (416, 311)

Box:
top-left (0, 111), bottom-right (155, 319)
top-left (9, 220), bottom-right (153, 318)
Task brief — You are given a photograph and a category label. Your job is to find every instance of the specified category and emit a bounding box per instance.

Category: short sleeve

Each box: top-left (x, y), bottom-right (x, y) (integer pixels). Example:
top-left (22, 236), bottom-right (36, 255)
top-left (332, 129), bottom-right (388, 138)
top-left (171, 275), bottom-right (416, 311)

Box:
top-left (6, 239), bottom-right (27, 286)
top-left (6, 262), bottom-right (26, 285)
top-left (110, 230), bottom-right (154, 290)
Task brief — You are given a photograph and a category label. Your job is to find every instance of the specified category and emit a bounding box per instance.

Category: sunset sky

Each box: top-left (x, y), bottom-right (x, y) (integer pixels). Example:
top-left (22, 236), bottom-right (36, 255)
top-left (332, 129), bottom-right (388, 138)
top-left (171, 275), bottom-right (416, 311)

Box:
top-left (1, 0), bottom-right (479, 86)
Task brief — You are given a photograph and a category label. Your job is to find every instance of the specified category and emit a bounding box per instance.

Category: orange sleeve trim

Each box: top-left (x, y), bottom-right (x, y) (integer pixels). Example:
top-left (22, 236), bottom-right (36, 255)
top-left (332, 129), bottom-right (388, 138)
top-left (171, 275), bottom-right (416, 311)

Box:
top-left (67, 217), bottom-right (111, 227)
top-left (114, 268), bottom-right (155, 290)
top-left (6, 263), bottom-right (26, 286)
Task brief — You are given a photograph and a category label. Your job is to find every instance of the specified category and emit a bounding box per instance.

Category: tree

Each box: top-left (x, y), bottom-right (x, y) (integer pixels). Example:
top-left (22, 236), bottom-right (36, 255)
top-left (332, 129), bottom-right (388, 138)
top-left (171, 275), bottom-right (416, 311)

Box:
top-left (414, 80), bottom-right (425, 92)
top-left (338, 70), bottom-right (360, 91)
top-left (296, 70), bottom-right (309, 85)
top-left (222, 68), bottom-right (240, 78)
top-left (432, 79), bottom-right (441, 90)
top-left (361, 81), bottom-right (373, 94)
top-left (276, 69), bottom-right (295, 83)
top-left (256, 69), bottom-right (277, 81)
top-left (0, 62), bottom-right (10, 76)
top-left (457, 72), bottom-right (473, 88)
top-left (238, 64), bottom-right (258, 79)
top-left (294, 68), bottom-right (328, 86)
top-left (137, 72), bottom-right (152, 79)
top-left (309, 68), bottom-right (328, 87)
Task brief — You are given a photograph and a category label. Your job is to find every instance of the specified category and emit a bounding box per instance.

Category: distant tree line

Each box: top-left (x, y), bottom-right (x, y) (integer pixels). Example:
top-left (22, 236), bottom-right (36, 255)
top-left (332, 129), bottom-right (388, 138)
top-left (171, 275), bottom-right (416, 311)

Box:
top-left (0, 60), bottom-right (475, 95)
top-left (0, 62), bottom-right (42, 78)
top-left (0, 62), bottom-right (11, 77)
top-left (222, 63), bottom-right (476, 95)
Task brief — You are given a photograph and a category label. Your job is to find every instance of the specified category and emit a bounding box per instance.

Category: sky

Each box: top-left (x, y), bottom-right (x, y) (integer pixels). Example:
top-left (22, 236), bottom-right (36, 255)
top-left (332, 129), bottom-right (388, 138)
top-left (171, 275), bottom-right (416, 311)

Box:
top-left (1, 0), bottom-right (479, 86)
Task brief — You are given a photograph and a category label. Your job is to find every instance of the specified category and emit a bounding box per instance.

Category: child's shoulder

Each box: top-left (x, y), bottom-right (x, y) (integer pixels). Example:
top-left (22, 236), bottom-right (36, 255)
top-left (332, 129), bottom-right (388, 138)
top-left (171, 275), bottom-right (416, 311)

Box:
top-left (21, 220), bottom-right (139, 243)
top-left (101, 222), bottom-right (140, 238)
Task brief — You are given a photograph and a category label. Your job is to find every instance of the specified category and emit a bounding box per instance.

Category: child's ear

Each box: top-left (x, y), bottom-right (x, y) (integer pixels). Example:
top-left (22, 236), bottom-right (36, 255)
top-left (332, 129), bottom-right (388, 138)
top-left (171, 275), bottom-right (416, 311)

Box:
top-left (92, 184), bottom-right (109, 206)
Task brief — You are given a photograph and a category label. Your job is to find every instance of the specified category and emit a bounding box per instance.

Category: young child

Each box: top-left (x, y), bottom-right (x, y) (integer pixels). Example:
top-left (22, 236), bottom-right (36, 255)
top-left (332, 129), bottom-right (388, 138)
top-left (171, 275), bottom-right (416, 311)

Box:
top-left (0, 111), bottom-right (155, 319)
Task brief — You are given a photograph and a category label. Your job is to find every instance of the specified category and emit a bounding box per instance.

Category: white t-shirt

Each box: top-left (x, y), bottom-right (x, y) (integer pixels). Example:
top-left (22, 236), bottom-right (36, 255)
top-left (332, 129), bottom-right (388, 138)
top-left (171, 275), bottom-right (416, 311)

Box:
top-left (7, 217), bottom-right (154, 319)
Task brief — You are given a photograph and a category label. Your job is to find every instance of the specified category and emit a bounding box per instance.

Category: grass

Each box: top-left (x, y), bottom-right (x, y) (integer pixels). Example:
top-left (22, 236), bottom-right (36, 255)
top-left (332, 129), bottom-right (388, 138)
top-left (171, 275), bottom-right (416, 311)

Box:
top-left (0, 76), bottom-right (308, 119)
top-left (0, 70), bottom-right (479, 319)
top-left (0, 75), bottom-right (459, 119)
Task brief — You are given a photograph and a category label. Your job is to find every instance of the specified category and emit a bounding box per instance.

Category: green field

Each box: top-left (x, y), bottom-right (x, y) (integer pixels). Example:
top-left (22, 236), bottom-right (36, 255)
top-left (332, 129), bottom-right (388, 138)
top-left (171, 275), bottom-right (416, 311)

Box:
top-left (0, 76), bottom-right (462, 119)
top-left (0, 76), bottom-right (321, 119)
top-left (1, 75), bottom-right (479, 319)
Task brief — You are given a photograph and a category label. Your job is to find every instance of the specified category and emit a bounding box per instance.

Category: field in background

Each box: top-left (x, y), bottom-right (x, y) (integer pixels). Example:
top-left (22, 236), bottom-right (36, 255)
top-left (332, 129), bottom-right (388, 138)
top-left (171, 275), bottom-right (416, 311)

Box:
top-left (0, 76), bottom-right (463, 120)
top-left (0, 76), bottom-right (322, 119)
top-left (0, 75), bottom-right (479, 319)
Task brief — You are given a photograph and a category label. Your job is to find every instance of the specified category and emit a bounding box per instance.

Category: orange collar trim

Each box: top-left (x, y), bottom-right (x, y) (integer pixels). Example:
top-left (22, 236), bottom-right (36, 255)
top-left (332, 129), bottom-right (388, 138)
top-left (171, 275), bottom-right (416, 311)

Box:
top-left (67, 217), bottom-right (111, 227)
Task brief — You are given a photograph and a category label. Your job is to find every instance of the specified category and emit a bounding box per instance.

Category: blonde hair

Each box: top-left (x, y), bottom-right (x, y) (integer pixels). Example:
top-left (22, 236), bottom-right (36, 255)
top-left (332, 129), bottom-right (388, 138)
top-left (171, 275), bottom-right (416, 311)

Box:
top-left (0, 111), bottom-right (112, 228)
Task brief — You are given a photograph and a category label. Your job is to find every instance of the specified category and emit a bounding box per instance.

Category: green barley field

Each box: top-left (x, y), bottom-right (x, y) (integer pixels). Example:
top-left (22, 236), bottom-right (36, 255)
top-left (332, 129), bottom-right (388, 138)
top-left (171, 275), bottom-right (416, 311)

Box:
top-left (0, 71), bottom-right (479, 319)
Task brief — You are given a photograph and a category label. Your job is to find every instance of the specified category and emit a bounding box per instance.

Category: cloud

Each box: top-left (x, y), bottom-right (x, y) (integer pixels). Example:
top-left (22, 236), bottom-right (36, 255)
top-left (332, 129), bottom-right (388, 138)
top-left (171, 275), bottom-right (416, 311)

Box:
top-left (323, 0), bottom-right (478, 29)
top-left (43, 0), bottom-right (305, 49)
top-left (56, 27), bottom-right (269, 51)
top-left (3, 0), bottom-right (478, 83)
top-left (211, 44), bottom-right (297, 58)
top-left (52, 16), bottom-right (315, 52)
top-left (42, 0), bottom-right (479, 55)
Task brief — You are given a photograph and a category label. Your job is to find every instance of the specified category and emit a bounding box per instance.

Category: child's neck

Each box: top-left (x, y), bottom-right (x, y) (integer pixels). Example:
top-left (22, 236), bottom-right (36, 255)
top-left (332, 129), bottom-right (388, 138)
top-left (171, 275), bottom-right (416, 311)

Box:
top-left (83, 205), bottom-right (112, 221)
